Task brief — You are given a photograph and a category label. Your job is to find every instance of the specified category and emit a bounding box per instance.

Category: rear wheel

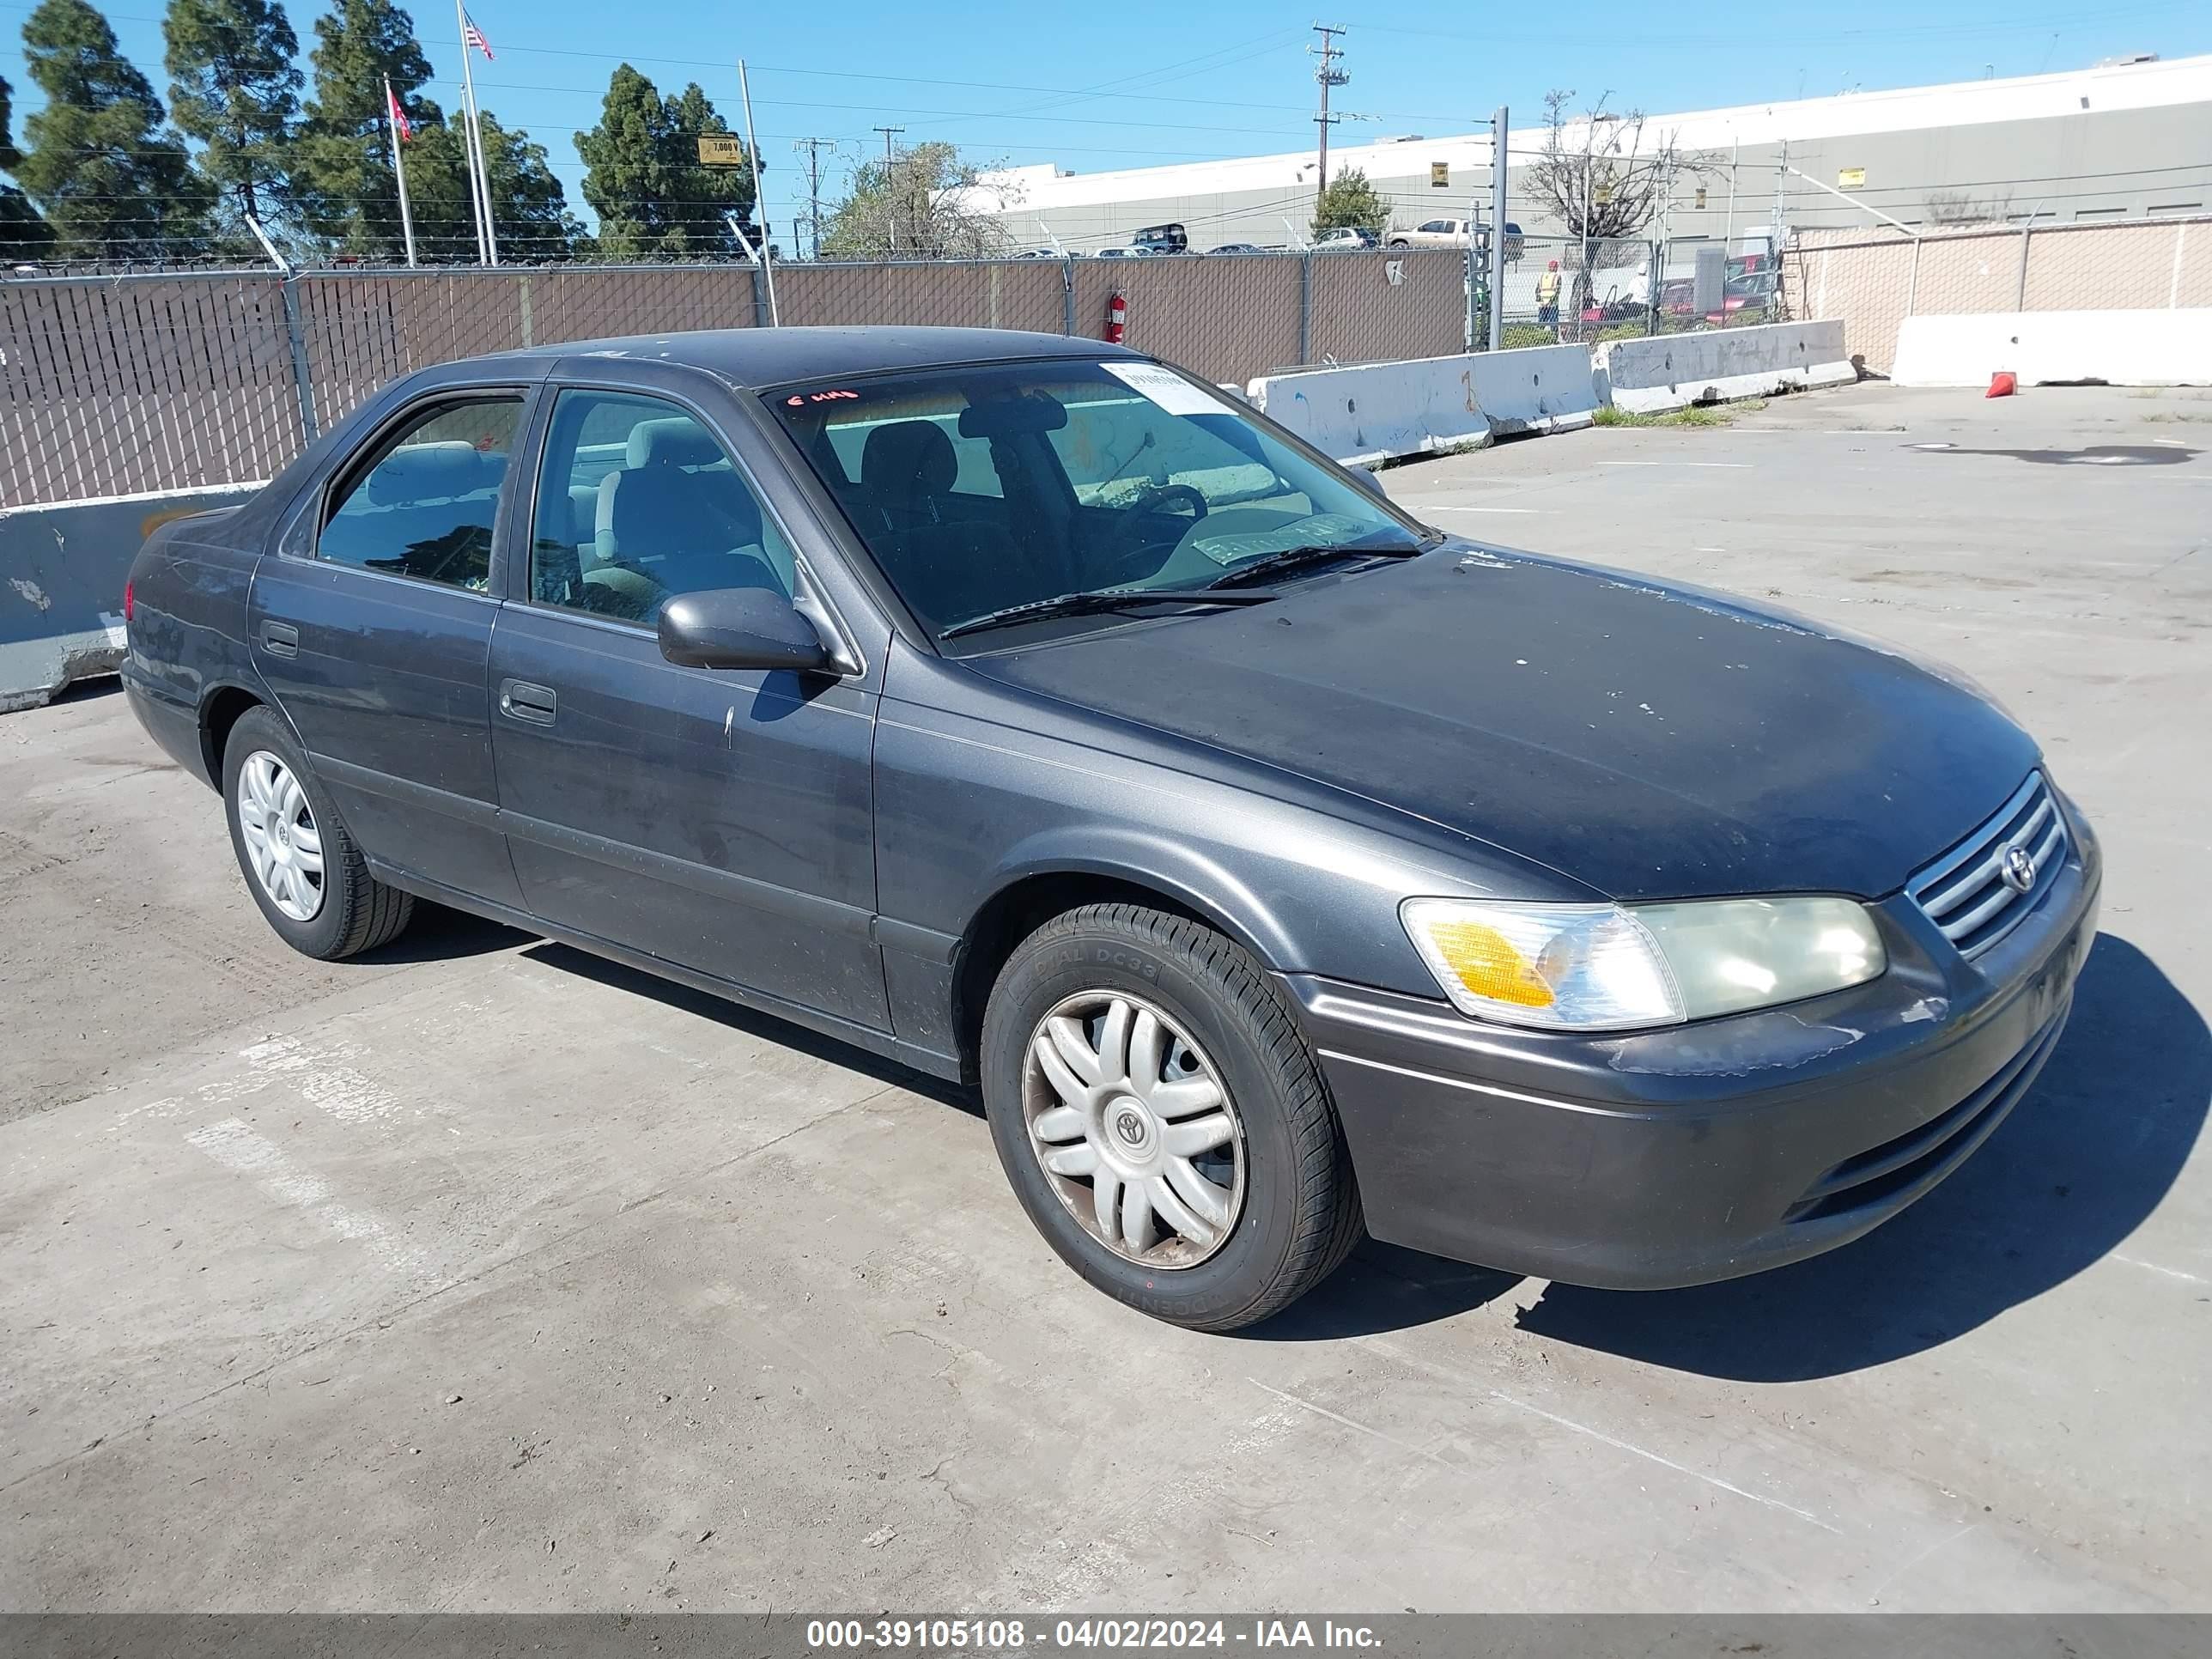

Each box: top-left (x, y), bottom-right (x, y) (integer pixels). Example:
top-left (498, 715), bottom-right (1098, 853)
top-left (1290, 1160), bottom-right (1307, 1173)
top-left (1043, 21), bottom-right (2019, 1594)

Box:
top-left (222, 706), bottom-right (413, 960)
top-left (981, 903), bottom-right (1361, 1330)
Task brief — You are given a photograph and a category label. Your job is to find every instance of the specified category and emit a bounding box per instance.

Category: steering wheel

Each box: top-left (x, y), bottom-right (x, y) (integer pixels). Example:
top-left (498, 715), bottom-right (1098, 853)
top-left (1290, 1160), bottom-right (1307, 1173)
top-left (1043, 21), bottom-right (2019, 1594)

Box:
top-left (1133, 483), bottom-right (1209, 524)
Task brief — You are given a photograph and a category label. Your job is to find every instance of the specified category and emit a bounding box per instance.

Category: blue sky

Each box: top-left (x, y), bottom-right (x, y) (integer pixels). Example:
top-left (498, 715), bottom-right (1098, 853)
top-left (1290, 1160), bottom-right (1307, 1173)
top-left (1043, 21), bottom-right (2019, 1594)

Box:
top-left (4, 0), bottom-right (2208, 243)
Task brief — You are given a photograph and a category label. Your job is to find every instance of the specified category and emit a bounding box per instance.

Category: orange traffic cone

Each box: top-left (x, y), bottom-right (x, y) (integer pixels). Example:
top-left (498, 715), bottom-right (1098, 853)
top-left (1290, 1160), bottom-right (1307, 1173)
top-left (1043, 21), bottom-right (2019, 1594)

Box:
top-left (1986, 370), bottom-right (2017, 398)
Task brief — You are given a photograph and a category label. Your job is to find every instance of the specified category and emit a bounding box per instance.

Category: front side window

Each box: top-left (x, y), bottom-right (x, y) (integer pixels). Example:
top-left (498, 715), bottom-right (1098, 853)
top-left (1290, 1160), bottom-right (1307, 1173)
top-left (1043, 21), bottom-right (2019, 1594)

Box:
top-left (318, 398), bottom-right (521, 591)
top-left (765, 360), bottom-right (1428, 644)
top-left (528, 389), bottom-right (796, 626)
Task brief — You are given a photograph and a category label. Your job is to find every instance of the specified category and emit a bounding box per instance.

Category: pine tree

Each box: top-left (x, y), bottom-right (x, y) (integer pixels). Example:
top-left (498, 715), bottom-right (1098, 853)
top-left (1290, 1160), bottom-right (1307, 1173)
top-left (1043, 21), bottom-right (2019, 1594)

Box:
top-left (17, 0), bottom-right (212, 262)
top-left (574, 64), bottom-right (752, 258)
top-left (398, 111), bottom-right (580, 263)
top-left (292, 0), bottom-right (438, 256)
top-left (1, 73), bottom-right (58, 261)
top-left (162, 0), bottom-right (302, 227)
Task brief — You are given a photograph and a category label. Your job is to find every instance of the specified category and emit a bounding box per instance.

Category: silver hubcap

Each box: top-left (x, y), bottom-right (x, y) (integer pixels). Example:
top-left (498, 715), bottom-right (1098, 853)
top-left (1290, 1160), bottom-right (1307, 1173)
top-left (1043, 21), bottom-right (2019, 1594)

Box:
top-left (235, 750), bottom-right (325, 922)
top-left (1022, 991), bottom-right (1246, 1269)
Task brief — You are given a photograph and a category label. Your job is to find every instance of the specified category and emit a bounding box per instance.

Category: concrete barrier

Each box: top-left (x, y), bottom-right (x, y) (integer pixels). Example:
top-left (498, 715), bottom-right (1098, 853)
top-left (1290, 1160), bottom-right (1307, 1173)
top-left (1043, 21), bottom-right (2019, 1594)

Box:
top-left (1595, 320), bottom-right (1856, 414)
top-left (1891, 308), bottom-right (2212, 388)
top-left (1249, 344), bottom-right (1598, 465)
top-left (1, 483), bottom-right (261, 713)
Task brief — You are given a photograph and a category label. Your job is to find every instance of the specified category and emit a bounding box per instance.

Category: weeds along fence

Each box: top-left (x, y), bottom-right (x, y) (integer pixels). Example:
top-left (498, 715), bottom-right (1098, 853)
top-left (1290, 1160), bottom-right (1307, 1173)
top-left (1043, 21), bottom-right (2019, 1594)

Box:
top-left (1, 249), bottom-right (1469, 508)
top-left (1787, 215), bottom-right (2212, 374)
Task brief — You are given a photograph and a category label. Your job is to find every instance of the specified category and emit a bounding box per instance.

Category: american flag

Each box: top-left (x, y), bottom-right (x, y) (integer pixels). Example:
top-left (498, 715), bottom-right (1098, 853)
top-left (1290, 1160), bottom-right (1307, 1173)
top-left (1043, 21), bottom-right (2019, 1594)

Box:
top-left (462, 14), bottom-right (495, 58)
top-left (386, 79), bottom-right (412, 141)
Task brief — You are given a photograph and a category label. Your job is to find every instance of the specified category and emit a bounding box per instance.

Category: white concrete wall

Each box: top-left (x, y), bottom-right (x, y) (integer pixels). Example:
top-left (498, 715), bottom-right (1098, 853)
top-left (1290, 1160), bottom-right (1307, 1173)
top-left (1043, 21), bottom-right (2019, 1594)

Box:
top-left (1892, 309), bottom-right (2212, 387)
top-left (1596, 321), bottom-right (1856, 413)
top-left (0, 484), bottom-right (259, 713)
top-left (1250, 346), bottom-right (1598, 465)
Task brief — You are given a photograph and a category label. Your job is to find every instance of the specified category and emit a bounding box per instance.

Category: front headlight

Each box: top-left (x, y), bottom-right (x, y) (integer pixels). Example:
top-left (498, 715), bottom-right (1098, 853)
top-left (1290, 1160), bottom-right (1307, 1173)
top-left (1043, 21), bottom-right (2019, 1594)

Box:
top-left (1400, 895), bottom-right (1887, 1032)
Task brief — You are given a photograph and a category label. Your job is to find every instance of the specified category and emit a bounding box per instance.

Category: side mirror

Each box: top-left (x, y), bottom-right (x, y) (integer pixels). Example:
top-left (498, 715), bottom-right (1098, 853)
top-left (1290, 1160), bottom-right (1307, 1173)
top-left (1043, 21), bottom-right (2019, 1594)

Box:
top-left (1349, 464), bottom-right (1389, 500)
top-left (659, 586), bottom-right (835, 674)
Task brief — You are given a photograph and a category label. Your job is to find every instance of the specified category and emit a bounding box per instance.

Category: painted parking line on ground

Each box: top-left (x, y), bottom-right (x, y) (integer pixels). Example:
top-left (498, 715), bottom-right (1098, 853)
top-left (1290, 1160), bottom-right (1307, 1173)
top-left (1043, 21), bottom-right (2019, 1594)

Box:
top-left (1598, 460), bottom-right (1753, 469)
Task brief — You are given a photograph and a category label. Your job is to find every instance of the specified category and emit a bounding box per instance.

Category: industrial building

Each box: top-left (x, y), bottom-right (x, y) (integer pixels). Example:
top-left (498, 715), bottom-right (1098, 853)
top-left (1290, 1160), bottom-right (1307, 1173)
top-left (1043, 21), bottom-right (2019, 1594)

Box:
top-left (962, 53), bottom-right (2212, 255)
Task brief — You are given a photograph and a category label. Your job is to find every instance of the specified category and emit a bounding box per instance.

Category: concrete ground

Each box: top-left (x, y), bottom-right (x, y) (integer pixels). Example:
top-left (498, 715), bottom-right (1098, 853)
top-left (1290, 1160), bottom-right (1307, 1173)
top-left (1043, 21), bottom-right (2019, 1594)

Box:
top-left (2, 383), bottom-right (2206, 1613)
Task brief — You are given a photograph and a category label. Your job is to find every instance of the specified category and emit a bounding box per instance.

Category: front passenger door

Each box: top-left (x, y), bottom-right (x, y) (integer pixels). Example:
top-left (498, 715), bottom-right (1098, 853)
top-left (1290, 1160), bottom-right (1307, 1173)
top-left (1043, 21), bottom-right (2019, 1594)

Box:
top-left (488, 385), bottom-right (886, 1029)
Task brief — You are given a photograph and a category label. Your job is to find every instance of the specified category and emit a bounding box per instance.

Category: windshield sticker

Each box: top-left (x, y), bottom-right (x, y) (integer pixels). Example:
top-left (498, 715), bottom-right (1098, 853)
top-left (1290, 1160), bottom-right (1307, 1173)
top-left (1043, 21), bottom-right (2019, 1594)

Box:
top-left (1100, 362), bottom-right (1232, 417)
top-left (1188, 514), bottom-right (1376, 567)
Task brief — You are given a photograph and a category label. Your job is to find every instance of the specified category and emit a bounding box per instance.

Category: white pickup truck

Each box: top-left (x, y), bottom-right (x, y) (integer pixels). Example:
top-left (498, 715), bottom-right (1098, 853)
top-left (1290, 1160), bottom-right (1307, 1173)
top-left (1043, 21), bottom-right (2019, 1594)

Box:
top-left (1386, 218), bottom-right (1526, 261)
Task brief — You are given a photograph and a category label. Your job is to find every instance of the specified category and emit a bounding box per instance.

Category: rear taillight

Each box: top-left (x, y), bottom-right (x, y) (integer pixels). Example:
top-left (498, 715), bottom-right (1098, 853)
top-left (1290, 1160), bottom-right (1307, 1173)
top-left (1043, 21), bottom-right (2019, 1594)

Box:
top-left (122, 578), bottom-right (134, 623)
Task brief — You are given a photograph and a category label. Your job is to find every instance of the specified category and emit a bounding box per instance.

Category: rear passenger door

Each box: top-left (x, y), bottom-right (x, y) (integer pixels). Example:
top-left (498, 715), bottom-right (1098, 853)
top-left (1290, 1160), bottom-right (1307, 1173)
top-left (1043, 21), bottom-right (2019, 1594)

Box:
top-left (487, 381), bottom-right (887, 1029)
top-left (248, 391), bottom-right (531, 909)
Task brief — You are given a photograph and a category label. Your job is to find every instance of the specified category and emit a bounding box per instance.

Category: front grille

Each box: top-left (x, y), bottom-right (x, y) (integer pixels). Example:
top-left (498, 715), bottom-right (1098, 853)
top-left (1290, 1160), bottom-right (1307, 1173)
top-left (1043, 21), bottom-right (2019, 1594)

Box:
top-left (1906, 772), bottom-right (2067, 960)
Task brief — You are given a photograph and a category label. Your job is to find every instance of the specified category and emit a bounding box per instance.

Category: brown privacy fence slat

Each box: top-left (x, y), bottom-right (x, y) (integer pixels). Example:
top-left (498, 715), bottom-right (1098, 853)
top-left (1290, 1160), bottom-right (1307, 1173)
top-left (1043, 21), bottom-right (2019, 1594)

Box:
top-left (17, 225), bottom-right (2200, 507)
top-left (4, 253), bottom-right (1492, 507)
top-left (1786, 214), bottom-right (2212, 374)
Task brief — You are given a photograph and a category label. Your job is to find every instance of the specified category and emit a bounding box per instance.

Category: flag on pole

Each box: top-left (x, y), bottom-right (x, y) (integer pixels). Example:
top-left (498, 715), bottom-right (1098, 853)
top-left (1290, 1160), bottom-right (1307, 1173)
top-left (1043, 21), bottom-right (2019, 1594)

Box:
top-left (386, 81), bottom-right (413, 142)
top-left (462, 13), bottom-right (495, 58)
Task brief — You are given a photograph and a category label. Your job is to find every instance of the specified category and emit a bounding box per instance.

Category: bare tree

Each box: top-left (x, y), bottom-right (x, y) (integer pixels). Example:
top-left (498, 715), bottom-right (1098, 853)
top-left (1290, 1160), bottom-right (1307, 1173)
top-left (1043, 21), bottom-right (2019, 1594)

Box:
top-left (1524, 89), bottom-right (1713, 311)
top-left (821, 141), bottom-right (1021, 261)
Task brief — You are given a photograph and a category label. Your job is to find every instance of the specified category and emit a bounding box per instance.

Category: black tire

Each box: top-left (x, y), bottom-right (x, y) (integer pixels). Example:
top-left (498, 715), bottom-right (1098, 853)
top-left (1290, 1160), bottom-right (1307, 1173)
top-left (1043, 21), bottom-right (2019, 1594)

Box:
top-left (980, 903), bottom-right (1362, 1331)
top-left (221, 705), bottom-right (414, 961)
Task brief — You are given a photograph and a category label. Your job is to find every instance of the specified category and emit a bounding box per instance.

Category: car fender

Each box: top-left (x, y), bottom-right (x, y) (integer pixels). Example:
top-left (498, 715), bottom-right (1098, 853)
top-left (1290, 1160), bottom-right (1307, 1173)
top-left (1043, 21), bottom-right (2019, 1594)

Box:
top-left (980, 822), bottom-right (1302, 973)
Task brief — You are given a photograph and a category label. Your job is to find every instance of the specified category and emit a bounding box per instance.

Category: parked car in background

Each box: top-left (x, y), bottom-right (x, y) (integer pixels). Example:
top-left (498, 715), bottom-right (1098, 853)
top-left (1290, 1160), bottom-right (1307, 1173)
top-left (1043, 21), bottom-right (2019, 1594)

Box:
top-left (1312, 226), bottom-right (1378, 251)
top-left (1132, 222), bottom-right (1190, 255)
top-left (1206, 242), bottom-right (1264, 255)
top-left (1096, 246), bottom-right (1152, 259)
top-left (124, 325), bottom-right (2098, 1334)
top-left (1386, 219), bottom-right (1524, 261)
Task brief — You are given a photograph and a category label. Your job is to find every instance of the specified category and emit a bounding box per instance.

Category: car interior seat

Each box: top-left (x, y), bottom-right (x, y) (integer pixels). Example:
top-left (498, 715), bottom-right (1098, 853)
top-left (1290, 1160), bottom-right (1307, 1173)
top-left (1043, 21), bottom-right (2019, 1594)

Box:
top-left (589, 417), bottom-right (784, 619)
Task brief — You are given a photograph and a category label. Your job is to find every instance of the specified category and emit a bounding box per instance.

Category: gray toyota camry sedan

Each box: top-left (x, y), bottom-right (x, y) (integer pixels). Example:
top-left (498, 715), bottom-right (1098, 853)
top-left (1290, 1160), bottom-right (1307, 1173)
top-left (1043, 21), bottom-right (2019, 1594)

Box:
top-left (122, 326), bottom-right (2100, 1329)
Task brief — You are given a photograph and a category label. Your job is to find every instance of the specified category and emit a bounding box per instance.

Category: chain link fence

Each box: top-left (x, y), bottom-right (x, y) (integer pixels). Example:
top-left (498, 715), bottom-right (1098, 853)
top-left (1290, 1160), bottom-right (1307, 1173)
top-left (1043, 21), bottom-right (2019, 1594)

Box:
top-left (1789, 215), bottom-right (2212, 374)
top-left (2, 248), bottom-right (1474, 507)
top-left (1489, 234), bottom-right (1784, 349)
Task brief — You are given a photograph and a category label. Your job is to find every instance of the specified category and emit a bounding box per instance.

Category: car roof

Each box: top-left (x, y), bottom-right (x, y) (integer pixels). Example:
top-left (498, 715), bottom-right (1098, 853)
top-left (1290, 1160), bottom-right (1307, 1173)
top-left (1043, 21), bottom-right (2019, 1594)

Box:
top-left (469, 325), bottom-right (1136, 390)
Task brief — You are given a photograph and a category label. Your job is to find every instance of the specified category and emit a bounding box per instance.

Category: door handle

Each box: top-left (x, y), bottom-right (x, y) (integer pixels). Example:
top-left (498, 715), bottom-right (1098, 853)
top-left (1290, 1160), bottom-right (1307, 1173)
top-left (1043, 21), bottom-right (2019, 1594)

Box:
top-left (499, 678), bottom-right (557, 726)
top-left (262, 621), bottom-right (299, 659)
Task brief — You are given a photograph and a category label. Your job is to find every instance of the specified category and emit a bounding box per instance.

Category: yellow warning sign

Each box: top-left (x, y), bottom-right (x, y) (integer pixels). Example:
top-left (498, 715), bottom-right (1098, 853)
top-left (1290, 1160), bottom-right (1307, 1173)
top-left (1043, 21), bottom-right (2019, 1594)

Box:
top-left (1431, 161), bottom-right (1449, 188)
top-left (1838, 167), bottom-right (1867, 189)
top-left (697, 134), bottom-right (745, 167)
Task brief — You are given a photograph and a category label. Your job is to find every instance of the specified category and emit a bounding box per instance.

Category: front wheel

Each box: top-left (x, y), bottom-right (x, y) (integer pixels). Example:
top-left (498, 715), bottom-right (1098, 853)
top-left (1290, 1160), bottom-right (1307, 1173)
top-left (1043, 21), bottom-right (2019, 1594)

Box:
top-left (980, 903), bottom-right (1361, 1330)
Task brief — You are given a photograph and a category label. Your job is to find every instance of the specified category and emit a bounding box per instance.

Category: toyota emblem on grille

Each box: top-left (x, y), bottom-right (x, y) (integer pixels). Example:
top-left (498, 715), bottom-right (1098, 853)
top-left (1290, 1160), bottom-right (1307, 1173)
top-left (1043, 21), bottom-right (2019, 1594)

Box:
top-left (2000, 842), bottom-right (2037, 894)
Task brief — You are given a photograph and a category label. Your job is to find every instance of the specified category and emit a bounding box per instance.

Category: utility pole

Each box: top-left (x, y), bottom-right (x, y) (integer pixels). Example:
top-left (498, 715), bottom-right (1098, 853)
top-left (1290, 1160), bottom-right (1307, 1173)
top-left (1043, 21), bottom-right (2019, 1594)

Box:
top-left (793, 137), bottom-right (835, 260)
top-left (872, 125), bottom-right (905, 257)
top-left (1309, 22), bottom-right (1348, 219)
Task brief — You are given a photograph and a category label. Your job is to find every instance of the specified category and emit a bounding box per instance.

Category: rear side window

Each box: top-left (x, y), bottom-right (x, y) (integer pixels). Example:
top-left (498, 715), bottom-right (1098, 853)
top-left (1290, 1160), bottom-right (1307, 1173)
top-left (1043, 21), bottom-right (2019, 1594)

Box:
top-left (318, 398), bottom-right (522, 592)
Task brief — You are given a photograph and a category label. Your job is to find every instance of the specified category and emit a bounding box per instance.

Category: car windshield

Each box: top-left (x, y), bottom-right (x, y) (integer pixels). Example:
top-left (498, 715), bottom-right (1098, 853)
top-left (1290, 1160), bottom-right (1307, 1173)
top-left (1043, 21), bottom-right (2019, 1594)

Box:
top-left (763, 358), bottom-right (1431, 645)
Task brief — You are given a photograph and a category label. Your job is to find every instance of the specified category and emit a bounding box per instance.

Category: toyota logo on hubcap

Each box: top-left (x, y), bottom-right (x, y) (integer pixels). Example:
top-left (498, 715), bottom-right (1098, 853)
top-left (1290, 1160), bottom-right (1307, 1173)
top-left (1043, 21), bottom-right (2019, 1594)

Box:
top-left (1114, 1109), bottom-right (1146, 1146)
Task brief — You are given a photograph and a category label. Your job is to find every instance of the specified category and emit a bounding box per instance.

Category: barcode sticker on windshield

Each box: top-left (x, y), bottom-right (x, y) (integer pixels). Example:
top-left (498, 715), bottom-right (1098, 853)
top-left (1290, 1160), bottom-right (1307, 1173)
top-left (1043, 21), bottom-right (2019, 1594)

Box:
top-left (1101, 362), bottom-right (1232, 416)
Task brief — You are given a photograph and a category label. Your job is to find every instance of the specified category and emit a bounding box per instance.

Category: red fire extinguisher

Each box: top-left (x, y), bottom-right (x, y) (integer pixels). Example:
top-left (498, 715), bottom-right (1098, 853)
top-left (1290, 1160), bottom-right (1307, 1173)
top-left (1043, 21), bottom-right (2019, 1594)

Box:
top-left (1104, 291), bottom-right (1127, 345)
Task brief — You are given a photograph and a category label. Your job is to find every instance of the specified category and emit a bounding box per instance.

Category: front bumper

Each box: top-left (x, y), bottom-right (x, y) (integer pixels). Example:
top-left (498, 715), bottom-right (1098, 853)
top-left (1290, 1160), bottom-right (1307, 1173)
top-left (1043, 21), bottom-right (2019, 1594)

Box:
top-left (1292, 801), bottom-right (2102, 1290)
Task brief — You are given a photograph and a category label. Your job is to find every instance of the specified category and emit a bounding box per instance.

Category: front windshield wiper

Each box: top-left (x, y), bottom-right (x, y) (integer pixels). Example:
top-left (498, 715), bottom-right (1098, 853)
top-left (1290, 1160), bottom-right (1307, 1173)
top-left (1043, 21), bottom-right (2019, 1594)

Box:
top-left (939, 586), bottom-right (1280, 641)
top-left (1203, 539), bottom-right (1429, 591)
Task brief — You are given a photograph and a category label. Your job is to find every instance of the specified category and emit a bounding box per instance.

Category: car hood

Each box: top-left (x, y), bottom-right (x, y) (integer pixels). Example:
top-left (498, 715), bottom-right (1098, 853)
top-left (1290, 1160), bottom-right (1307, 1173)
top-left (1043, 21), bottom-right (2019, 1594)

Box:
top-left (963, 545), bottom-right (2041, 901)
